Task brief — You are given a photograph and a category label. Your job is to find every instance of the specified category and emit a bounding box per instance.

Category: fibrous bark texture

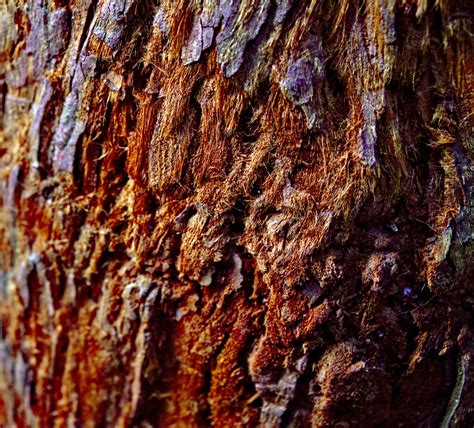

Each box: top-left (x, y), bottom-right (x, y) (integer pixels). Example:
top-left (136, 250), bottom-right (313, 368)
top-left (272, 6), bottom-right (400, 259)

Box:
top-left (0, 0), bottom-right (473, 426)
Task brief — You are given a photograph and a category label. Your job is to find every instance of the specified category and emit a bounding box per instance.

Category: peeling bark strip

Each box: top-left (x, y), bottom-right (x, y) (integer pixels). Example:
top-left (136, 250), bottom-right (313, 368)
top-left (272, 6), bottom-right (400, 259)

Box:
top-left (1, 0), bottom-right (473, 427)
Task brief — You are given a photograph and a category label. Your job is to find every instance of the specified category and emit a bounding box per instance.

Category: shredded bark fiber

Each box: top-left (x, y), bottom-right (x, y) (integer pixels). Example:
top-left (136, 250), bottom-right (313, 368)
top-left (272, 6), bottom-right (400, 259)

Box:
top-left (0, 0), bottom-right (473, 426)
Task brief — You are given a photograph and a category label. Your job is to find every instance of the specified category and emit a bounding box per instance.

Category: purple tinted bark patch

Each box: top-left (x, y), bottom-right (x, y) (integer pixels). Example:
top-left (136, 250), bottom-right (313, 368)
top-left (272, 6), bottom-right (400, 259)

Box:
top-left (280, 57), bottom-right (314, 106)
top-left (358, 89), bottom-right (385, 167)
top-left (181, 0), bottom-right (294, 83)
top-left (51, 54), bottom-right (96, 172)
top-left (93, 0), bottom-right (135, 52)
top-left (359, 125), bottom-right (377, 167)
top-left (275, 0), bottom-right (293, 24)
top-left (181, 2), bottom-right (222, 65)
top-left (217, 0), bottom-right (271, 77)
top-left (28, 79), bottom-right (53, 166)
top-left (6, 164), bottom-right (20, 211)
top-left (181, 16), bottom-right (205, 65)
top-left (280, 36), bottom-right (325, 129)
top-left (48, 8), bottom-right (69, 58)
top-left (153, 8), bottom-right (168, 36)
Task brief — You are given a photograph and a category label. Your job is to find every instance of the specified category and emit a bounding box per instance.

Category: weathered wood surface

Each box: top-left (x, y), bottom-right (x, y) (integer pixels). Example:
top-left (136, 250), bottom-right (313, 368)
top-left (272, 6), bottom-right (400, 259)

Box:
top-left (0, 0), bottom-right (473, 426)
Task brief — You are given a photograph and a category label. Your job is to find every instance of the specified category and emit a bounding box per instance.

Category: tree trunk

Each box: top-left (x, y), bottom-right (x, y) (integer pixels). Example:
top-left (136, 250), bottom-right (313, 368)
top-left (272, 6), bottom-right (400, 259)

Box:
top-left (0, 0), bottom-right (473, 426)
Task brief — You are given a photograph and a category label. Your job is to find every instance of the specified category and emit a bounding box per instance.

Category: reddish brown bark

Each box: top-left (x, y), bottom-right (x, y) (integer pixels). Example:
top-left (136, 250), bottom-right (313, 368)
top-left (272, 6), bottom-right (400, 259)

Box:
top-left (0, 0), bottom-right (473, 427)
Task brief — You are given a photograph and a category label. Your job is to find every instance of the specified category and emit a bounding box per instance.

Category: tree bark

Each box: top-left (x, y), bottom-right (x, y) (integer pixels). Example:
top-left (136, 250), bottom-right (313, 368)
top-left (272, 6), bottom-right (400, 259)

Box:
top-left (0, 0), bottom-right (473, 426)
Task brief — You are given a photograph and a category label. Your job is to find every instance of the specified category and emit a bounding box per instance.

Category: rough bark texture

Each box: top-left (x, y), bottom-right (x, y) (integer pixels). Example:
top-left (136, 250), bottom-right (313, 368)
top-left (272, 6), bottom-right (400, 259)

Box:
top-left (0, 0), bottom-right (473, 426)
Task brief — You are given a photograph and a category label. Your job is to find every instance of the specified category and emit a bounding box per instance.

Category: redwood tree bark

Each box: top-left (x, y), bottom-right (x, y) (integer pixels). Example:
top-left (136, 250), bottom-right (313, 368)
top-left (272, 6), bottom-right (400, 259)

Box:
top-left (0, 0), bottom-right (473, 427)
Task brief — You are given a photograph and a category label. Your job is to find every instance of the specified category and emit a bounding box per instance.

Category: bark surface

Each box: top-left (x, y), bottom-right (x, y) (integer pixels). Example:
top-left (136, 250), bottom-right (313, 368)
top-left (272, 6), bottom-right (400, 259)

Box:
top-left (0, 0), bottom-right (473, 427)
